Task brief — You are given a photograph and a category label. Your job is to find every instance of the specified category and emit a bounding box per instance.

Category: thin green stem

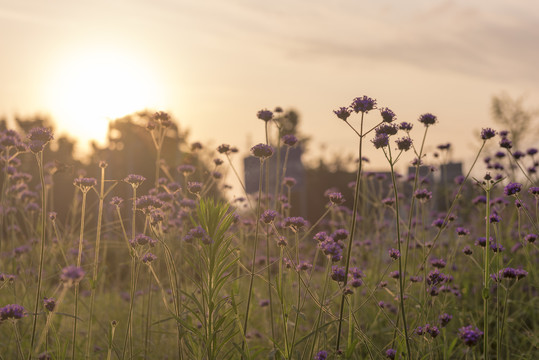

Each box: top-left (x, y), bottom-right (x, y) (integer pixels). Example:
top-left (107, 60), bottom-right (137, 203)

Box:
top-left (289, 232), bottom-right (301, 359)
top-left (29, 151), bottom-right (46, 359)
top-left (86, 166), bottom-right (106, 359)
top-left (307, 260), bottom-right (332, 360)
top-left (13, 321), bottom-right (25, 359)
top-left (241, 160), bottom-right (264, 356)
top-left (483, 187), bottom-right (492, 359)
top-left (336, 112), bottom-right (364, 352)
top-left (73, 189), bottom-right (88, 360)
top-left (388, 145), bottom-right (412, 358)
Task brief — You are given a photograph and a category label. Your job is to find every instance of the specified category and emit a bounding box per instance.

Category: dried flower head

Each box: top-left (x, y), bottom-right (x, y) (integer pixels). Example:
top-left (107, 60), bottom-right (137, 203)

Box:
top-left (187, 182), bottom-right (203, 195)
top-left (60, 266), bottom-right (85, 283)
top-left (177, 164), bottom-right (196, 176)
top-left (217, 144), bottom-right (231, 154)
top-left (124, 174), bottom-right (146, 188)
top-left (73, 177), bottom-right (97, 190)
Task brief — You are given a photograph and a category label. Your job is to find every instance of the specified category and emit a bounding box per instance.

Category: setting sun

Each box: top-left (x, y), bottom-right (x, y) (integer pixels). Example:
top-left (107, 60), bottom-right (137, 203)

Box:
top-left (45, 48), bottom-right (165, 145)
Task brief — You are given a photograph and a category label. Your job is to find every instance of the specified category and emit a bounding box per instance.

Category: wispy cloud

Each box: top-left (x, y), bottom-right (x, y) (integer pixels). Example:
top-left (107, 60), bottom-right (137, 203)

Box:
top-left (214, 0), bottom-right (539, 85)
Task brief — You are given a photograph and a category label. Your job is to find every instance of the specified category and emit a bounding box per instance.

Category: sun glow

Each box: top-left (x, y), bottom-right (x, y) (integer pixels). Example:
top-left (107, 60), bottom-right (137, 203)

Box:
top-left (46, 48), bottom-right (166, 147)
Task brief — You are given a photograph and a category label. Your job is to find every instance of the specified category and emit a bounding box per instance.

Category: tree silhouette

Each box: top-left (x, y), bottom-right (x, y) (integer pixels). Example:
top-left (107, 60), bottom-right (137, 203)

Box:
top-left (491, 92), bottom-right (538, 149)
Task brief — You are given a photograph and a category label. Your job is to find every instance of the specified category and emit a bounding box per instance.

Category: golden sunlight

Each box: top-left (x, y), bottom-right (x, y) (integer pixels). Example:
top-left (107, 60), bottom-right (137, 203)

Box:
top-left (45, 48), bottom-right (165, 145)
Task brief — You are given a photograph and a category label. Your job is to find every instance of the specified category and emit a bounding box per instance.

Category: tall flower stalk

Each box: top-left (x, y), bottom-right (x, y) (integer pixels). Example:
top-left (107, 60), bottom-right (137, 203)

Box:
top-left (27, 127), bottom-right (54, 359)
top-left (121, 174), bottom-right (145, 359)
top-left (72, 177), bottom-right (97, 359)
top-left (384, 142), bottom-right (412, 358)
top-left (241, 142), bottom-right (273, 355)
top-left (334, 96), bottom-right (376, 352)
top-left (86, 162), bottom-right (117, 358)
top-left (477, 173), bottom-right (499, 359)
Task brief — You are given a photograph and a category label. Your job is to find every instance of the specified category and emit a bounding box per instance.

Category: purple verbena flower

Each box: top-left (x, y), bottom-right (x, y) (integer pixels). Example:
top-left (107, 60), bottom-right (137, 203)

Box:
top-left (426, 324), bottom-right (440, 338)
top-left (251, 143), bottom-right (274, 159)
top-left (414, 189), bottom-right (432, 202)
top-left (375, 123), bottom-right (398, 136)
top-left (371, 133), bottom-right (389, 149)
top-left (489, 212), bottom-right (502, 223)
top-left (385, 349), bottom-right (396, 359)
top-left (418, 113), bottom-right (437, 127)
top-left (60, 266), bottom-right (85, 283)
top-left (43, 297), bottom-right (56, 312)
top-left (399, 121), bottom-right (413, 132)
top-left (28, 127), bottom-right (54, 143)
top-left (430, 258), bottom-right (446, 269)
top-left (282, 177), bottom-right (297, 187)
top-left (0, 304), bottom-right (26, 321)
top-left (334, 107), bottom-right (351, 121)
top-left (396, 137), bottom-right (413, 151)
top-left (331, 266), bottom-right (347, 282)
top-left (283, 216), bottom-right (307, 231)
top-left (282, 134), bottom-right (298, 147)
top-left (389, 248), bottom-right (400, 260)
top-left (331, 229), bottom-right (349, 241)
top-left (524, 233), bottom-right (537, 243)
top-left (350, 96), bottom-right (377, 113)
top-left (458, 325), bottom-right (483, 346)
top-left (73, 177), bottom-right (97, 189)
top-left (313, 231), bottom-right (329, 242)
top-left (314, 350), bottom-right (328, 360)
top-left (327, 191), bottom-right (345, 205)
top-left (177, 164), bottom-right (196, 175)
top-left (217, 144), bottom-right (231, 154)
top-left (124, 174), bottom-right (146, 188)
top-left (439, 313), bottom-right (452, 327)
top-left (257, 109), bottom-right (273, 122)
top-left (136, 195), bottom-right (164, 211)
top-left (490, 243), bottom-right (504, 252)
top-left (500, 138), bottom-right (512, 149)
top-left (504, 182), bottom-right (522, 196)
top-left (142, 253), bottom-right (157, 264)
top-left (187, 181), bottom-right (203, 194)
top-left (456, 227), bottom-right (470, 236)
top-left (481, 128), bottom-right (496, 140)
top-left (512, 150), bottom-right (525, 159)
top-left (261, 210), bottom-right (278, 224)
top-left (380, 108), bottom-right (396, 123)
top-left (462, 245), bottom-right (473, 255)
top-left (110, 196), bottom-right (123, 207)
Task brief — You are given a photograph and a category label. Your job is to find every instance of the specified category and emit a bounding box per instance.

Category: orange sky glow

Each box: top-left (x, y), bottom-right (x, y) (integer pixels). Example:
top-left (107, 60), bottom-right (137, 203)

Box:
top-left (1, 0), bottom-right (538, 174)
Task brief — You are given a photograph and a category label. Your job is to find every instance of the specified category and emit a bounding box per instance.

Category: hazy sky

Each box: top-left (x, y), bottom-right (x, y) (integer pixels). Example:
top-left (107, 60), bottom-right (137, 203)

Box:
top-left (1, 0), bottom-right (538, 173)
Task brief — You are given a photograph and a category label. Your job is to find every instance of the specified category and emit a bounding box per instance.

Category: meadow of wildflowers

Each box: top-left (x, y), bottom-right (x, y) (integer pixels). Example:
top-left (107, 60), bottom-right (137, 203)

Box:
top-left (0, 99), bottom-right (537, 359)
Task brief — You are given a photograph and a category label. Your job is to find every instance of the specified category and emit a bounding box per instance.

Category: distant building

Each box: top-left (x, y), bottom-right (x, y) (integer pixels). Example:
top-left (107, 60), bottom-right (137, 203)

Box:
top-left (440, 162), bottom-right (463, 183)
top-left (244, 147), bottom-right (305, 193)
